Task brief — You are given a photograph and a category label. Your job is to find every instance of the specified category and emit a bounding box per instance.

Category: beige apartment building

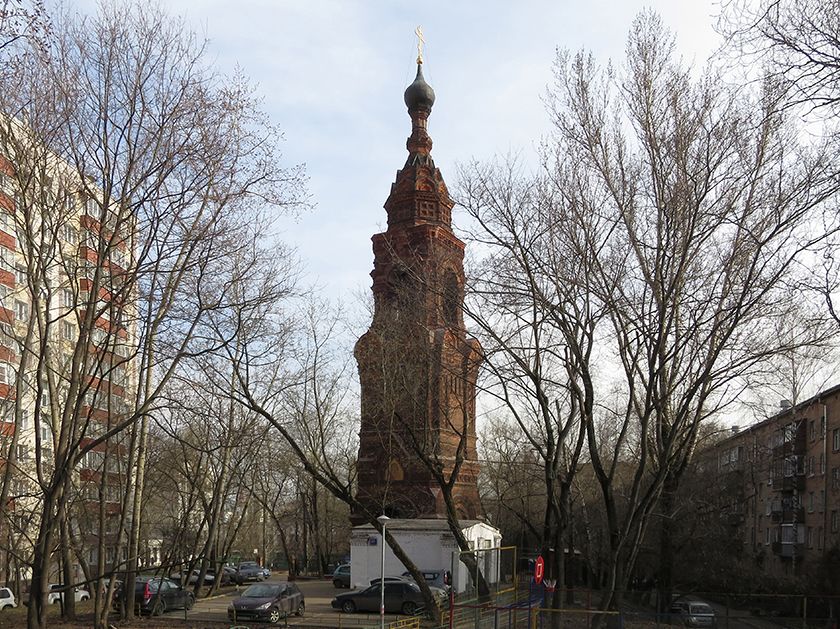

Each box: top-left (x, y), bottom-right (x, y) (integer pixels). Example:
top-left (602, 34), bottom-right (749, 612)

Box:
top-left (711, 384), bottom-right (840, 577)
top-left (0, 143), bottom-right (136, 584)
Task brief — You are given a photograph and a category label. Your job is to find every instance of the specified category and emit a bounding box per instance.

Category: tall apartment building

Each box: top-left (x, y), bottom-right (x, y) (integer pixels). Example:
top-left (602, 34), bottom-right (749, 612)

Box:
top-left (0, 141), bottom-right (136, 584)
top-left (709, 383), bottom-right (840, 578)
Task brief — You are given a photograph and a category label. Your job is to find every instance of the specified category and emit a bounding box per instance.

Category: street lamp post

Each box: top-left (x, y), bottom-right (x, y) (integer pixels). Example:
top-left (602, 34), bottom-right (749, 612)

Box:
top-left (377, 515), bottom-right (390, 629)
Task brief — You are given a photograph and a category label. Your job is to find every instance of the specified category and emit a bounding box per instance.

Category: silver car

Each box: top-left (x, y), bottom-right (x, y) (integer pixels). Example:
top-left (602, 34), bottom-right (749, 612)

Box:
top-left (670, 600), bottom-right (716, 627)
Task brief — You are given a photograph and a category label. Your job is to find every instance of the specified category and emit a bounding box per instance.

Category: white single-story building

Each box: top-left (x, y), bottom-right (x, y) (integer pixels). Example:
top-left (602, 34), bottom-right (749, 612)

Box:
top-left (350, 518), bottom-right (502, 593)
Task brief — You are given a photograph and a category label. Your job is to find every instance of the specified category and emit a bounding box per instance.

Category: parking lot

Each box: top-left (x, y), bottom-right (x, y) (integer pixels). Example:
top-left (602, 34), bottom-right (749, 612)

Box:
top-left (171, 575), bottom-right (404, 626)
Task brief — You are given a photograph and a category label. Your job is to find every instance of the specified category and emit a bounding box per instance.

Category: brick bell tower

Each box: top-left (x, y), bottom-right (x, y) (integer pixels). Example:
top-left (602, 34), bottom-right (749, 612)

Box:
top-left (352, 61), bottom-right (483, 523)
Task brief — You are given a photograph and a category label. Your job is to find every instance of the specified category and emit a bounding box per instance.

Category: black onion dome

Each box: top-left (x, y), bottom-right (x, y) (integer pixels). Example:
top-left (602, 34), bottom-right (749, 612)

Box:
top-left (404, 64), bottom-right (435, 112)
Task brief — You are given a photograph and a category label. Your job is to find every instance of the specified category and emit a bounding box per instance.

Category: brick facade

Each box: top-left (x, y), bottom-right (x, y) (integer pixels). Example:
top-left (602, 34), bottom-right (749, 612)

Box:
top-left (710, 383), bottom-right (840, 577)
top-left (352, 65), bottom-right (482, 523)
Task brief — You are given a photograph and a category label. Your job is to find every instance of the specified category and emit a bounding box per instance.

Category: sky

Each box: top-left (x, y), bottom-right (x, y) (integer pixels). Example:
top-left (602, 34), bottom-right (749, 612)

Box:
top-left (126, 0), bottom-right (725, 307)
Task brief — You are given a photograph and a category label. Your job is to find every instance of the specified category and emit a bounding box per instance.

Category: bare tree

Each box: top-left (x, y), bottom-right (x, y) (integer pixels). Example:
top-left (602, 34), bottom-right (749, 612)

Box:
top-left (0, 2), bottom-right (304, 627)
top-left (458, 155), bottom-right (591, 613)
top-left (721, 0), bottom-right (840, 115)
top-left (460, 10), bottom-right (840, 617)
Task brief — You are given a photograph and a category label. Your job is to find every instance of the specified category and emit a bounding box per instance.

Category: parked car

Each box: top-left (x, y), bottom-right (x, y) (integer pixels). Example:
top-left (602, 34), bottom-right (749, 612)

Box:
top-left (234, 561), bottom-right (267, 585)
top-left (670, 599), bottom-right (717, 627)
top-left (332, 581), bottom-right (430, 615)
top-left (333, 564), bottom-right (351, 589)
top-left (48, 584), bottom-right (90, 604)
top-left (113, 576), bottom-right (195, 616)
top-left (0, 587), bottom-right (16, 611)
top-left (207, 566), bottom-right (236, 586)
top-left (170, 569), bottom-right (221, 587)
top-left (370, 577), bottom-right (447, 602)
top-left (401, 570), bottom-right (449, 591)
top-left (228, 582), bottom-right (304, 624)
top-left (368, 576), bottom-right (414, 586)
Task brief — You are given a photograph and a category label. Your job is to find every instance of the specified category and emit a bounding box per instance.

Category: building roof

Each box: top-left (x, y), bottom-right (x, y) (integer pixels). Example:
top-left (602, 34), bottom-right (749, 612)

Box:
top-left (352, 518), bottom-right (493, 532)
top-left (718, 380), bottom-right (840, 446)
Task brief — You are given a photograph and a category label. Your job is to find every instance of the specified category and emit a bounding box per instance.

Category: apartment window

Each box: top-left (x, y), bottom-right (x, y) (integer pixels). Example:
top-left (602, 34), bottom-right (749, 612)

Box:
top-left (111, 365), bottom-right (126, 386)
top-left (834, 428), bottom-right (840, 452)
top-left (62, 223), bottom-right (78, 245)
top-left (0, 323), bottom-right (12, 346)
top-left (17, 410), bottom-right (28, 430)
top-left (834, 467), bottom-right (840, 490)
top-left (0, 246), bottom-right (13, 272)
top-left (16, 444), bottom-right (27, 461)
top-left (40, 425), bottom-right (50, 442)
top-left (832, 511), bottom-right (839, 533)
top-left (14, 264), bottom-right (25, 285)
top-left (818, 527), bottom-right (824, 550)
top-left (14, 300), bottom-right (27, 321)
top-left (0, 172), bottom-right (13, 197)
top-left (61, 289), bottom-right (73, 310)
top-left (820, 453), bottom-right (826, 475)
top-left (84, 196), bottom-right (97, 216)
top-left (809, 492), bottom-right (815, 512)
top-left (61, 321), bottom-right (74, 340)
top-left (765, 527), bottom-right (771, 545)
top-left (810, 420), bottom-right (816, 441)
top-left (807, 527), bottom-right (813, 548)
top-left (808, 456), bottom-right (815, 477)
top-left (111, 248), bottom-right (127, 269)
top-left (0, 210), bottom-right (12, 233)
top-left (0, 284), bottom-right (6, 309)
top-left (0, 362), bottom-right (14, 386)
top-left (91, 327), bottom-right (105, 346)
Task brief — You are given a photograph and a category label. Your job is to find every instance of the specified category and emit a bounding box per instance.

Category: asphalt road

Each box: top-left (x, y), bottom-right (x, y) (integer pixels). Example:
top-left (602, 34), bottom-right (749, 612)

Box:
top-left (169, 575), bottom-right (403, 626)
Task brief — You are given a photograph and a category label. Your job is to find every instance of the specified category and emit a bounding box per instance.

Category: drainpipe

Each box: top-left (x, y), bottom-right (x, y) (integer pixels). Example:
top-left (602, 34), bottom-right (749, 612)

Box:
top-left (823, 403), bottom-right (829, 552)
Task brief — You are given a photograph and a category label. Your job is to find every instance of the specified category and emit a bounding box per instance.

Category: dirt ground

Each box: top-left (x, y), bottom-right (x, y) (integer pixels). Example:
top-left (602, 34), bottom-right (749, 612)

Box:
top-left (0, 609), bottom-right (227, 628)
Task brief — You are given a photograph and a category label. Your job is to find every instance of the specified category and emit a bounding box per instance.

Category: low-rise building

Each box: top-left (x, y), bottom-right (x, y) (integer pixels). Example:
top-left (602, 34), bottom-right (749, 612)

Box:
top-left (709, 384), bottom-right (840, 578)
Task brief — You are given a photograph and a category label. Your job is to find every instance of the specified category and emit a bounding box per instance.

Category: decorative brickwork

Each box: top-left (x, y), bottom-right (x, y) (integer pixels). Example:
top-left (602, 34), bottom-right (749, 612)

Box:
top-left (352, 64), bottom-right (482, 523)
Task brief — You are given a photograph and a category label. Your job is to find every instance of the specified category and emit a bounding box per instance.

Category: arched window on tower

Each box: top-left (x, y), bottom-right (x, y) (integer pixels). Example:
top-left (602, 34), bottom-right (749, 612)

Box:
top-left (443, 271), bottom-right (459, 327)
top-left (387, 458), bottom-right (404, 482)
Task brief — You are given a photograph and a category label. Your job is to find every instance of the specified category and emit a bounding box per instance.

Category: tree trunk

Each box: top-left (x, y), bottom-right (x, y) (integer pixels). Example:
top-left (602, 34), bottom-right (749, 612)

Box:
top-left (657, 473), bottom-right (677, 613)
top-left (60, 511), bottom-right (76, 620)
top-left (27, 488), bottom-right (59, 629)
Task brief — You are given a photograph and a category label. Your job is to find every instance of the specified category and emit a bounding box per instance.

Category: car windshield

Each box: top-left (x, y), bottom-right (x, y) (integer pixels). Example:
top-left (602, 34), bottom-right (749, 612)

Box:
top-left (690, 604), bottom-right (713, 614)
top-left (242, 584), bottom-right (284, 598)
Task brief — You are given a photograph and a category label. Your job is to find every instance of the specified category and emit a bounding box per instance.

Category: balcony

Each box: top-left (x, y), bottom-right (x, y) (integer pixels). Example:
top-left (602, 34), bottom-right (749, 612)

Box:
top-left (770, 475), bottom-right (805, 492)
top-left (771, 541), bottom-right (804, 559)
top-left (770, 507), bottom-right (805, 523)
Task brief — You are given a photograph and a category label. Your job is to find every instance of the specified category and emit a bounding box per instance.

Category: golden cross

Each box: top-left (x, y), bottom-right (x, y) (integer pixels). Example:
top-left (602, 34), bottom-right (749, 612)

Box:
top-left (415, 25), bottom-right (425, 64)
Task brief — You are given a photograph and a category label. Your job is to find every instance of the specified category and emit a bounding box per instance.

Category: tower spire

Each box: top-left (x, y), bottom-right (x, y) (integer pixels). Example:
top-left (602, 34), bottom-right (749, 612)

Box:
top-left (403, 61), bottom-right (435, 159)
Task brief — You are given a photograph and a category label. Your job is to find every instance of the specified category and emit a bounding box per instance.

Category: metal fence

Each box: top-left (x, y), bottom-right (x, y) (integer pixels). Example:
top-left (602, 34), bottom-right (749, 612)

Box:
top-left (440, 587), bottom-right (840, 629)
